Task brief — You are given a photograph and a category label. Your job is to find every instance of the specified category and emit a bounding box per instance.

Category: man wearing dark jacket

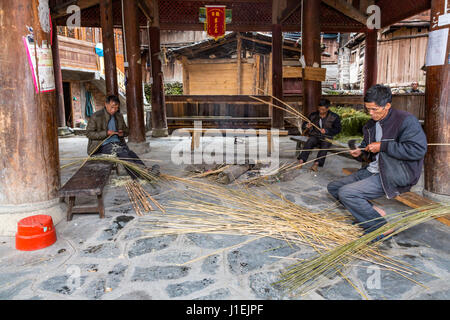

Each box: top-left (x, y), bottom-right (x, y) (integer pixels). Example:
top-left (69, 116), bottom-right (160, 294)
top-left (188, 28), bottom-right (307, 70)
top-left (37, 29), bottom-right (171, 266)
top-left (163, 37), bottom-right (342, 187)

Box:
top-left (298, 99), bottom-right (342, 171)
top-left (327, 85), bottom-right (427, 236)
top-left (86, 95), bottom-right (158, 179)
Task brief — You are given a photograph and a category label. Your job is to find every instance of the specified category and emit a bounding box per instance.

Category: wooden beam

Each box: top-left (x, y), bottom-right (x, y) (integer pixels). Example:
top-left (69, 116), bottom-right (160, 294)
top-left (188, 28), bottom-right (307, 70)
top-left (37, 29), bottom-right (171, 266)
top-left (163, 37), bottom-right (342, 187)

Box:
top-left (239, 35), bottom-right (302, 53)
top-left (51, 0), bottom-right (99, 19)
top-left (137, 0), bottom-right (155, 22)
top-left (237, 33), bottom-right (242, 95)
top-left (322, 0), bottom-right (368, 26)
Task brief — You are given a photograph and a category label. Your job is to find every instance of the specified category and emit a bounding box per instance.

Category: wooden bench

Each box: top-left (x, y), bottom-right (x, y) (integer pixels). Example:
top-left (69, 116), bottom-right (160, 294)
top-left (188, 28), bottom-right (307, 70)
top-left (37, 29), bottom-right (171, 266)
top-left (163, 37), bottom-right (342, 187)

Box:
top-left (290, 135), bottom-right (355, 160)
top-left (342, 167), bottom-right (450, 227)
top-left (59, 161), bottom-right (114, 221)
top-left (179, 128), bottom-right (289, 154)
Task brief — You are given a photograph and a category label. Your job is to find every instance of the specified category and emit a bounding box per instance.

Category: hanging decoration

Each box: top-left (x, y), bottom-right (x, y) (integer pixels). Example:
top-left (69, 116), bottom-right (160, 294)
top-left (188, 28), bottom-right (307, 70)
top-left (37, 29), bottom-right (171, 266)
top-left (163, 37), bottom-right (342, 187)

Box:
top-left (204, 5), bottom-right (226, 41)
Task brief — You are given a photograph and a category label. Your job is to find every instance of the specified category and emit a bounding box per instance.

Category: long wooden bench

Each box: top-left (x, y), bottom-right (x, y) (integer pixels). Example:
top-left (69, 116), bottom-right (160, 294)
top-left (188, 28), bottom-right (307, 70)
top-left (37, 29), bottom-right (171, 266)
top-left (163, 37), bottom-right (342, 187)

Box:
top-left (290, 135), bottom-right (355, 160)
top-left (342, 167), bottom-right (450, 227)
top-left (59, 161), bottom-right (114, 221)
top-left (179, 128), bottom-right (289, 154)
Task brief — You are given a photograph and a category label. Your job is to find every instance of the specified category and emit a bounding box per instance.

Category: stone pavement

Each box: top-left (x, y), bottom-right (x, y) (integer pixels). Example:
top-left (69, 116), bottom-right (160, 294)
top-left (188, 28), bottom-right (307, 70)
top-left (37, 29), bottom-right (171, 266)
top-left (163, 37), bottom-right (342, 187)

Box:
top-left (0, 135), bottom-right (449, 300)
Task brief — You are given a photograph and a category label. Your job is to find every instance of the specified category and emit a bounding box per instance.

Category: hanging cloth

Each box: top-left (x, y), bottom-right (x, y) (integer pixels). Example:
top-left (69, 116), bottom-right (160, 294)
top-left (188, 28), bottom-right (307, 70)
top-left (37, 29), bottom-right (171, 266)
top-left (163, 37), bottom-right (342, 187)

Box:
top-left (85, 91), bottom-right (94, 117)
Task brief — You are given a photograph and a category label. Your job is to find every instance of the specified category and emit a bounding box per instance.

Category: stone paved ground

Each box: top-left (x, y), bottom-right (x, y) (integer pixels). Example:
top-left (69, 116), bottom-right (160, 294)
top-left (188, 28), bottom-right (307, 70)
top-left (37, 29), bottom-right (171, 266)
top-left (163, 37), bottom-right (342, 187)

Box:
top-left (0, 135), bottom-right (449, 300)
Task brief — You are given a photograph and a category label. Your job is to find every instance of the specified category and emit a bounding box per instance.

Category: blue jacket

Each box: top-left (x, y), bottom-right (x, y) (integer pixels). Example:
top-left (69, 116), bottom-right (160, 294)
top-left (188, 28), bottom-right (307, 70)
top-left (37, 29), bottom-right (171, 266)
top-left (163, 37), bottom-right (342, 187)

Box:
top-left (358, 108), bottom-right (427, 199)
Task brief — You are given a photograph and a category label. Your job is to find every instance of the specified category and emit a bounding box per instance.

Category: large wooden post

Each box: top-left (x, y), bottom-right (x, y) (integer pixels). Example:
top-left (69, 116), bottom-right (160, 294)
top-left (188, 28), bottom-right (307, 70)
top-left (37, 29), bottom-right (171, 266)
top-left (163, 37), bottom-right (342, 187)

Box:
top-left (123, 0), bottom-right (149, 153)
top-left (149, 0), bottom-right (168, 137)
top-left (364, 28), bottom-right (378, 93)
top-left (100, 0), bottom-right (119, 96)
top-left (51, 19), bottom-right (66, 128)
top-left (0, 0), bottom-right (64, 235)
top-left (423, 0), bottom-right (450, 200)
top-left (302, 0), bottom-right (322, 117)
top-left (271, 0), bottom-right (287, 129)
top-left (271, 23), bottom-right (284, 129)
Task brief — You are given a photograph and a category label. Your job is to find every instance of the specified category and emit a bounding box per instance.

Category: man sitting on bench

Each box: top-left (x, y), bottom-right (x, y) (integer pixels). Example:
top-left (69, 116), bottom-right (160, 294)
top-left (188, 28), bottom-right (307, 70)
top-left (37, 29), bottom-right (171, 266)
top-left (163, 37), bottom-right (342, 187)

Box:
top-left (86, 95), bottom-right (159, 179)
top-left (327, 85), bottom-right (427, 240)
top-left (298, 99), bottom-right (342, 171)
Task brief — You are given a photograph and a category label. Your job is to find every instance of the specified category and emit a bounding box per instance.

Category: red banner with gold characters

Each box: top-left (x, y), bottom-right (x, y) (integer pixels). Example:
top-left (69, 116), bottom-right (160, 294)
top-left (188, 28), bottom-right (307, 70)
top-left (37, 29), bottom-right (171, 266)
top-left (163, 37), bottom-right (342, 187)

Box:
top-left (205, 5), bottom-right (226, 40)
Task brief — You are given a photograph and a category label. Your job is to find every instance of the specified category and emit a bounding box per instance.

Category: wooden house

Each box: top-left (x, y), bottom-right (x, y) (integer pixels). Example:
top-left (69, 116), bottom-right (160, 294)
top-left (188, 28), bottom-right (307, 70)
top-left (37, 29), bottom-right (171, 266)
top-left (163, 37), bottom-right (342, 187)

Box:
top-left (339, 11), bottom-right (430, 91)
top-left (167, 32), bottom-right (309, 96)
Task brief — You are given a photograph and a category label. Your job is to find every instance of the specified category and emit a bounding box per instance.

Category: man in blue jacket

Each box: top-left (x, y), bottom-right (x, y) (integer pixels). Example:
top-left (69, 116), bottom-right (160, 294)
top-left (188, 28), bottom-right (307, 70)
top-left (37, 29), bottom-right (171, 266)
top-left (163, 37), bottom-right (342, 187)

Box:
top-left (327, 85), bottom-right (427, 237)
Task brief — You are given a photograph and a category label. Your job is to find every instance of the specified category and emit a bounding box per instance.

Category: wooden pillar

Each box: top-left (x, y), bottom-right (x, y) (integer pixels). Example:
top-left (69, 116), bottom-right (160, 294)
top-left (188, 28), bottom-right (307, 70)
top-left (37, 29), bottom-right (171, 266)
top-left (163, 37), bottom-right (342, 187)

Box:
top-left (149, 0), bottom-right (168, 137)
top-left (51, 19), bottom-right (66, 128)
top-left (302, 0), bottom-right (322, 117)
top-left (123, 0), bottom-right (147, 146)
top-left (0, 0), bottom-right (63, 235)
top-left (271, 0), bottom-right (284, 129)
top-left (237, 33), bottom-right (242, 95)
top-left (364, 28), bottom-right (378, 93)
top-left (424, 0), bottom-right (450, 198)
top-left (100, 0), bottom-right (119, 96)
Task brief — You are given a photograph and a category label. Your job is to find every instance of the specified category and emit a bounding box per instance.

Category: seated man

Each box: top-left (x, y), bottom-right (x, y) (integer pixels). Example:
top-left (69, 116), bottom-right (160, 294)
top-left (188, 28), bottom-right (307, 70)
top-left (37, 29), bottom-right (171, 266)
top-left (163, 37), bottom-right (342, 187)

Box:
top-left (86, 95), bottom-right (158, 179)
top-left (297, 99), bottom-right (342, 171)
top-left (407, 81), bottom-right (422, 93)
top-left (327, 85), bottom-right (427, 237)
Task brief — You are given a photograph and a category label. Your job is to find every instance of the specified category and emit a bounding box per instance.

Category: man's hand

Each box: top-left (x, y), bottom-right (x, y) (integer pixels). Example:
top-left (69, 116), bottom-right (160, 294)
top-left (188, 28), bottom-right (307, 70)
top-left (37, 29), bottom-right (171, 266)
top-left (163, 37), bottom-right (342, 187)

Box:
top-left (349, 149), bottom-right (362, 158)
top-left (320, 128), bottom-right (326, 135)
top-left (118, 130), bottom-right (124, 137)
top-left (365, 142), bottom-right (381, 154)
top-left (107, 130), bottom-right (118, 136)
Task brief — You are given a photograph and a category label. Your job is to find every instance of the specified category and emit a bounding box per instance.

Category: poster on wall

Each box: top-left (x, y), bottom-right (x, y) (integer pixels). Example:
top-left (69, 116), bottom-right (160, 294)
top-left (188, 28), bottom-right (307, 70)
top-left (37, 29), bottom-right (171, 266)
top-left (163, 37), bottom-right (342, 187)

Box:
top-left (425, 28), bottom-right (449, 67)
top-left (23, 31), bottom-right (56, 93)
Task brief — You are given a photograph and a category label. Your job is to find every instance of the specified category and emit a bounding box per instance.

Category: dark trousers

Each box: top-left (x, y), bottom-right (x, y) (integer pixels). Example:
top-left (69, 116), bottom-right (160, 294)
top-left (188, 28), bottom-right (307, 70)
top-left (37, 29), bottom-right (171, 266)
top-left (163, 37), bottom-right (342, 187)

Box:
top-left (95, 142), bottom-right (146, 179)
top-left (327, 168), bottom-right (387, 233)
top-left (298, 136), bottom-right (332, 167)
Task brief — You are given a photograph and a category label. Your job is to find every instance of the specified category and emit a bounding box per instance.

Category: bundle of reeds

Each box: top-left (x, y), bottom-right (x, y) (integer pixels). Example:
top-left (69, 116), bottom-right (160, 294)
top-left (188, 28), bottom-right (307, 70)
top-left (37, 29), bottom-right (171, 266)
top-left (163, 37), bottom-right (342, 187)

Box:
top-left (277, 204), bottom-right (450, 296)
top-left (139, 176), bottom-right (448, 298)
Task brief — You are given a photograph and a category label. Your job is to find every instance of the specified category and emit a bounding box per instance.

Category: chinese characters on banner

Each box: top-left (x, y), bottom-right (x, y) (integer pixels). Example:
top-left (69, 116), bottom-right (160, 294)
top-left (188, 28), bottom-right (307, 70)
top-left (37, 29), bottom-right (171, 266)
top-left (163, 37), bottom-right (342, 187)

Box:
top-left (205, 5), bottom-right (226, 40)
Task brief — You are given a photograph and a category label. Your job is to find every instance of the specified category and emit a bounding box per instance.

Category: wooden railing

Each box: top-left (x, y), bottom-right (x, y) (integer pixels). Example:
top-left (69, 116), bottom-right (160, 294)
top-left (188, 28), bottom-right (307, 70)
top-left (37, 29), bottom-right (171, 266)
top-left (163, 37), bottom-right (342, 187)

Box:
top-left (58, 35), bottom-right (99, 71)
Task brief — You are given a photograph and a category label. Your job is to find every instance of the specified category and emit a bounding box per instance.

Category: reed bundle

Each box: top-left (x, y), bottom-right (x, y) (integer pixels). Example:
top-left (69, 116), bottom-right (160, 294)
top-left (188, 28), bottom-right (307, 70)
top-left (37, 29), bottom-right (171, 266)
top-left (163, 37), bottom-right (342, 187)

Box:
top-left (277, 204), bottom-right (450, 296)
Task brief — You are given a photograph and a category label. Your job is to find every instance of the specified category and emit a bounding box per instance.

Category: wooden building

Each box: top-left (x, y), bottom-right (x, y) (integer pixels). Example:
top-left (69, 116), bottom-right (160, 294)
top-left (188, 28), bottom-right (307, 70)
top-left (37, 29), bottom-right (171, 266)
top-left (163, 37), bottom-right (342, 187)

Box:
top-left (167, 32), bottom-right (306, 96)
top-left (339, 11), bottom-right (430, 90)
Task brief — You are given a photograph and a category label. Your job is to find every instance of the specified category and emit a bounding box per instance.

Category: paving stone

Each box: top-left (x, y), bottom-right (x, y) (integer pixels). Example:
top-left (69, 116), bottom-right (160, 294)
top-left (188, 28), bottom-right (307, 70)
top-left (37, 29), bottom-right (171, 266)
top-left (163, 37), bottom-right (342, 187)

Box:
top-left (39, 275), bottom-right (87, 296)
top-left (80, 243), bottom-right (121, 259)
top-left (393, 222), bottom-right (450, 254)
top-left (201, 255), bottom-right (220, 275)
top-left (106, 263), bottom-right (128, 289)
top-left (116, 290), bottom-right (152, 300)
top-left (155, 251), bottom-right (196, 264)
top-left (98, 215), bottom-right (135, 241)
top-left (411, 289), bottom-right (450, 300)
top-left (187, 234), bottom-right (248, 249)
top-left (356, 263), bottom-right (419, 300)
top-left (84, 278), bottom-right (107, 300)
top-left (131, 266), bottom-right (190, 282)
top-left (166, 278), bottom-right (215, 298)
top-left (128, 235), bottom-right (177, 258)
top-left (316, 280), bottom-right (364, 300)
top-left (0, 272), bottom-right (31, 287)
top-left (249, 272), bottom-right (285, 299)
top-left (194, 288), bottom-right (231, 300)
top-left (0, 280), bottom-right (33, 300)
top-left (227, 237), bottom-right (299, 275)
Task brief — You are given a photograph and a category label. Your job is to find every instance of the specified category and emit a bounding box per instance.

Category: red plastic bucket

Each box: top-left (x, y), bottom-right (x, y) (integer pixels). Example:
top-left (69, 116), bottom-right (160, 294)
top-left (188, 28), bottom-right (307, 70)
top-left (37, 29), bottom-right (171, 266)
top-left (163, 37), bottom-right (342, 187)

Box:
top-left (16, 215), bottom-right (57, 251)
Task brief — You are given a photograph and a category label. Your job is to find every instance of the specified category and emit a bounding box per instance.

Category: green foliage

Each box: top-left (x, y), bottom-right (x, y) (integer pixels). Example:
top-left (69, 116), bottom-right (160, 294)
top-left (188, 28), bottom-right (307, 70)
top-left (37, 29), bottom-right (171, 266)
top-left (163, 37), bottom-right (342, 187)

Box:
top-left (330, 106), bottom-right (371, 140)
top-left (144, 81), bottom-right (184, 103)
